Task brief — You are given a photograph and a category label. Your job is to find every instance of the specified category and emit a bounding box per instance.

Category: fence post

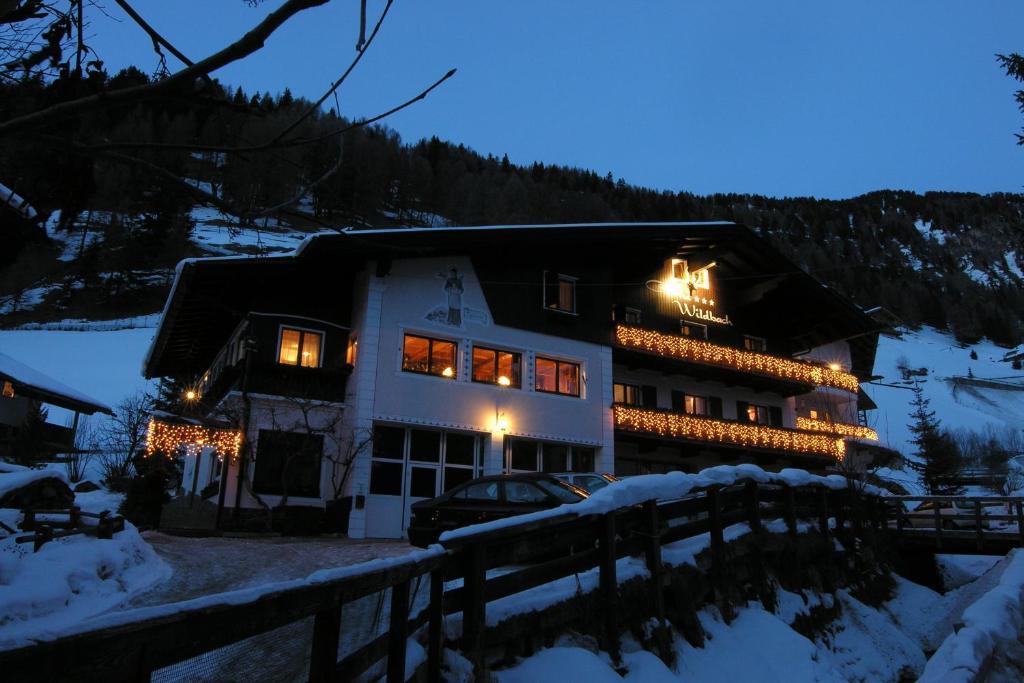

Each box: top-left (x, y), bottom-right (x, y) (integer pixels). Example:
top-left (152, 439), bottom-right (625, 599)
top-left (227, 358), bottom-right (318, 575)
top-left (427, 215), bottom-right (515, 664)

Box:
top-left (97, 511), bottom-right (113, 540)
top-left (34, 524), bottom-right (52, 552)
top-left (69, 505), bottom-right (80, 529)
top-left (463, 543), bottom-right (487, 678)
top-left (974, 500), bottom-right (984, 553)
top-left (783, 486), bottom-right (797, 536)
top-left (934, 503), bottom-right (943, 551)
top-left (599, 512), bottom-right (620, 662)
top-left (22, 509), bottom-right (35, 531)
top-left (386, 578), bottom-right (411, 683)
top-left (308, 602), bottom-right (342, 683)
top-left (896, 499), bottom-right (904, 535)
top-left (427, 569), bottom-right (444, 683)
top-left (745, 481), bottom-right (761, 534)
top-left (817, 487), bottom-right (829, 542)
top-left (708, 486), bottom-right (724, 576)
top-left (1016, 501), bottom-right (1024, 549)
top-left (642, 500), bottom-right (670, 663)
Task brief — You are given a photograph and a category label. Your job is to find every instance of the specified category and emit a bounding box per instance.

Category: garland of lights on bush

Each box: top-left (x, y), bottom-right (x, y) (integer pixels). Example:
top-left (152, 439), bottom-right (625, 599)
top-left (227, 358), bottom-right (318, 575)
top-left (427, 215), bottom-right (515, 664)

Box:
top-left (145, 417), bottom-right (242, 462)
top-left (795, 416), bottom-right (878, 442)
top-left (613, 405), bottom-right (845, 460)
top-left (614, 324), bottom-right (860, 394)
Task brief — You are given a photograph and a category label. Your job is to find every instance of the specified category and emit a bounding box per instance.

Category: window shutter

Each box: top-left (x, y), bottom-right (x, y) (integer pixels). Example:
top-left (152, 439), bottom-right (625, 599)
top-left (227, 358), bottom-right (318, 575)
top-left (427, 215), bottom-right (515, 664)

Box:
top-left (544, 271), bottom-right (558, 308)
top-left (708, 396), bottom-right (723, 419)
top-left (641, 385), bottom-right (658, 409)
top-left (769, 406), bottom-right (783, 427)
top-left (736, 401), bottom-right (749, 423)
top-left (671, 390), bottom-right (685, 412)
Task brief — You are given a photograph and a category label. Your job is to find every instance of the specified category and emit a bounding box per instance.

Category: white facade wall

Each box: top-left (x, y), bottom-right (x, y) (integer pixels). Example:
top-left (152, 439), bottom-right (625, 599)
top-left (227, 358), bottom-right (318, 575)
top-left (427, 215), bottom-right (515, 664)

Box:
top-left (346, 256), bottom-right (612, 538)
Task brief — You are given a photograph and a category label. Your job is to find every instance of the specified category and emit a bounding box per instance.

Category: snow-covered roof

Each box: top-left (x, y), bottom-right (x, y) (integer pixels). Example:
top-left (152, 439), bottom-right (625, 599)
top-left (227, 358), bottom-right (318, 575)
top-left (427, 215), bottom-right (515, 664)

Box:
top-left (0, 352), bottom-right (113, 415)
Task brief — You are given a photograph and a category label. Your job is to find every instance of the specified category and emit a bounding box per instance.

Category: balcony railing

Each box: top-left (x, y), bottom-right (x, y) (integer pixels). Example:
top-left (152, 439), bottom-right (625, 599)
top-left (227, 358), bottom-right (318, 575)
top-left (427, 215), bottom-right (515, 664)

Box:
top-left (613, 324), bottom-right (860, 394)
top-left (201, 361), bottom-right (351, 406)
top-left (613, 404), bottom-right (845, 460)
top-left (795, 416), bottom-right (878, 442)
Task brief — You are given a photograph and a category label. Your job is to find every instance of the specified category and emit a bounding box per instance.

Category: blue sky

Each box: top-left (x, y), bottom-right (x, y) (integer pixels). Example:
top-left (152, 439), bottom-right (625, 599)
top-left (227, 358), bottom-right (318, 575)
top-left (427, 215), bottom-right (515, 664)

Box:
top-left (88, 1), bottom-right (1024, 199)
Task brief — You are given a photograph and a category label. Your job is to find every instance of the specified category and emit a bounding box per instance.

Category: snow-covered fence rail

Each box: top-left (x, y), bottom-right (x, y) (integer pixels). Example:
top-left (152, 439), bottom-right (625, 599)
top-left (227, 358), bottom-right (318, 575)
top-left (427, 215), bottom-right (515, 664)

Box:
top-left (2, 467), bottom-right (1007, 683)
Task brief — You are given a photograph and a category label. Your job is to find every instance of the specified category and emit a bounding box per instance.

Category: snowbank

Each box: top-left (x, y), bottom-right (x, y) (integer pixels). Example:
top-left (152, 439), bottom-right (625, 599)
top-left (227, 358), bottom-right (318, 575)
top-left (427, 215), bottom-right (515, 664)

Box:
top-left (918, 549), bottom-right (1024, 683)
top-left (0, 466), bottom-right (68, 501)
top-left (0, 522), bottom-right (170, 649)
top-left (441, 464), bottom-right (882, 542)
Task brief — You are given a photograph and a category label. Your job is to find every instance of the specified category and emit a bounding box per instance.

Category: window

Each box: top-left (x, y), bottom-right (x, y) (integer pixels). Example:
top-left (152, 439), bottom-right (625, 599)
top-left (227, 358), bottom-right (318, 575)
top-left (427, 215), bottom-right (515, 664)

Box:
top-left (808, 409), bottom-right (819, 420)
top-left (1, 381), bottom-right (14, 398)
top-left (747, 404), bottom-right (770, 424)
top-left (680, 322), bottom-right (708, 339)
top-left (743, 335), bottom-right (767, 352)
top-left (613, 383), bottom-right (641, 406)
top-left (544, 271), bottom-right (577, 313)
top-left (685, 395), bottom-right (708, 416)
top-left (472, 346), bottom-right (522, 387)
top-left (505, 481), bottom-right (548, 503)
top-left (454, 481), bottom-right (499, 501)
top-left (535, 479), bottom-right (585, 503)
top-left (252, 430), bottom-right (324, 497)
top-left (346, 337), bottom-right (358, 366)
top-left (535, 357), bottom-right (580, 397)
top-left (278, 327), bottom-right (322, 368)
top-left (506, 438), bottom-right (595, 473)
top-left (402, 334), bottom-right (457, 379)
top-left (623, 307), bottom-right (642, 325)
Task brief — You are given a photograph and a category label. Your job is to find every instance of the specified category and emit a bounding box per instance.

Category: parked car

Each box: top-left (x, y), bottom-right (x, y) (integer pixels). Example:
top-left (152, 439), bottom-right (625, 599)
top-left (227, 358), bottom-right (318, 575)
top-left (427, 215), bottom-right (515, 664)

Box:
top-left (552, 472), bottom-right (618, 494)
top-left (902, 500), bottom-right (993, 530)
top-left (407, 473), bottom-right (588, 548)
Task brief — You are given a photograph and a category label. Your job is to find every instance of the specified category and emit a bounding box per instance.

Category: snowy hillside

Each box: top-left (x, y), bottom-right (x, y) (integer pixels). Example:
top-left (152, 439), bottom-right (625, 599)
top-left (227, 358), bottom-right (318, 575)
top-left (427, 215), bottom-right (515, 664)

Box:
top-left (865, 327), bottom-right (1024, 452)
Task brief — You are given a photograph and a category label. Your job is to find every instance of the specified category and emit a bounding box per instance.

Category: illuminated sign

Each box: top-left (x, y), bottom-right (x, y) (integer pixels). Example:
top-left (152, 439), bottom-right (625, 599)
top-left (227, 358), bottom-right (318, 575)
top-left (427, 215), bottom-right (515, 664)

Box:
top-left (647, 258), bottom-right (732, 325)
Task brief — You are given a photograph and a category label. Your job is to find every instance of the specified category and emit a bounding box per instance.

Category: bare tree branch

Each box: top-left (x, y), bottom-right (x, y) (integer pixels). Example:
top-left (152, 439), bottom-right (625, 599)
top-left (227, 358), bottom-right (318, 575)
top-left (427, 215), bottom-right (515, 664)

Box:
top-left (111, 0), bottom-right (195, 69)
top-left (0, 0), bottom-right (330, 137)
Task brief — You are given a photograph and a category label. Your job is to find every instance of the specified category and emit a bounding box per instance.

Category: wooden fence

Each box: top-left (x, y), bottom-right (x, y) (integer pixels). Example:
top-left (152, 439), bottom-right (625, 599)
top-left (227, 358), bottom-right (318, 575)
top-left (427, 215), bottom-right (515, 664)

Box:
top-left (1, 480), bottom-right (1020, 682)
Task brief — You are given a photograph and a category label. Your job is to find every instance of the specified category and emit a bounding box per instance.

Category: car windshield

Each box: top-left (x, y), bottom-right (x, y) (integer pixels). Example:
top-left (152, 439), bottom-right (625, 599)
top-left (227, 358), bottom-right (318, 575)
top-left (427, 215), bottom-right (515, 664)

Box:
top-left (581, 476), bottom-right (610, 493)
top-left (535, 478), bottom-right (586, 503)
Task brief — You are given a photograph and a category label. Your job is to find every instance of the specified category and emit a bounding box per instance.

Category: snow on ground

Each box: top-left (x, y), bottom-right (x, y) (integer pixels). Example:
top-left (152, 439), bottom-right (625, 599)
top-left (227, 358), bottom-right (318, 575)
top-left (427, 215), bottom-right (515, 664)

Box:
top-left (919, 549), bottom-right (1024, 682)
top-left (0, 520), bottom-right (169, 649)
top-left (189, 206), bottom-right (321, 256)
top-left (865, 326), bottom-right (1024, 490)
top-left (0, 325), bottom-right (157, 426)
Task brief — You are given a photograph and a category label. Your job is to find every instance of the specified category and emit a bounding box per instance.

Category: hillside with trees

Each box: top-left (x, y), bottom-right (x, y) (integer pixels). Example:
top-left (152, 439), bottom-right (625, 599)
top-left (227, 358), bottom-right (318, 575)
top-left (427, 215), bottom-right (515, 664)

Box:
top-left (2, 71), bottom-right (1023, 346)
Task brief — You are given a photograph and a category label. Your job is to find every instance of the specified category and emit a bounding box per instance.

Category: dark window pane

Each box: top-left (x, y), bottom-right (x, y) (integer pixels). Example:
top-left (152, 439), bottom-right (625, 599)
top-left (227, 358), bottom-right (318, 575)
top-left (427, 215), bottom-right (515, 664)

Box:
top-left (445, 433), bottom-right (476, 466)
top-left (369, 461), bottom-right (403, 496)
top-left (443, 466), bottom-right (474, 492)
top-left (409, 467), bottom-right (437, 498)
top-left (573, 448), bottom-right (595, 472)
top-left (535, 479), bottom-right (584, 503)
top-left (409, 429), bottom-right (441, 462)
top-left (506, 481), bottom-right (548, 503)
top-left (373, 426), bottom-right (405, 460)
top-left (509, 439), bottom-right (537, 471)
top-left (456, 481), bottom-right (499, 501)
top-left (431, 340), bottom-right (457, 378)
top-left (253, 430), bottom-right (323, 497)
top-left (402, 335), bottom-right (430, 373)
top-left (558, 362), bottom-right (580, 396)
top-left (535, 358), bottom-right (557, 392)
top-left (472, 347), bottom-right (496, 383)
top-left (581, 476), bottom-right (609, 493)
top-left (542, 444), bottom-right (569, 472)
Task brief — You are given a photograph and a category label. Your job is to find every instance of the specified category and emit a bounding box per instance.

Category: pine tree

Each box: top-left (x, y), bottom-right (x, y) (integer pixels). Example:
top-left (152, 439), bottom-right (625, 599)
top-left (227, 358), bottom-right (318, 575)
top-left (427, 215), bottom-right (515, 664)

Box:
top-left (906, 383), bottom-right (963, 495)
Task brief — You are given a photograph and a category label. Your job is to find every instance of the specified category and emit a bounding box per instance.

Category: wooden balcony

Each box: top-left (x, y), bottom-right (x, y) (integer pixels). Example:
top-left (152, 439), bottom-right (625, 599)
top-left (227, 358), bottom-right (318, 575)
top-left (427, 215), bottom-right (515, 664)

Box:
top-left (202, 361), bottom-right (351, 406)
top-left (795, 416), bottom-right (878, 442)
top-left (613, 404), bottom-right (845, 460)
top-left (613, 324), bottom-right (859, 398)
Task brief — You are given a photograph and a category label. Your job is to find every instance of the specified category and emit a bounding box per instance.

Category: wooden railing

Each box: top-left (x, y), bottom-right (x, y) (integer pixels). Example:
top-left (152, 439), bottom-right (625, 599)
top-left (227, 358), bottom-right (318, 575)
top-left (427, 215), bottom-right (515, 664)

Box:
top-left (2, 481), bottom-right (1020, 682)
top-left (879, 495), bottom-right (1024, 553)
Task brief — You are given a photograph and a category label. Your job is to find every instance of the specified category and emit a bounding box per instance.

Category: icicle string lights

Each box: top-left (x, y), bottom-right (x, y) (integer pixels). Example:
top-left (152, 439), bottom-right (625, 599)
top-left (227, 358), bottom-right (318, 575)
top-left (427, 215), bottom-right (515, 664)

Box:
top-left (613, 405), bottom-right (845, 460)
top-left (614, 325), bottom-right (860, 394)
top-left (145, 417), bottom-right (242, 462)
top-left (795, 417), bottom-right (878, 441)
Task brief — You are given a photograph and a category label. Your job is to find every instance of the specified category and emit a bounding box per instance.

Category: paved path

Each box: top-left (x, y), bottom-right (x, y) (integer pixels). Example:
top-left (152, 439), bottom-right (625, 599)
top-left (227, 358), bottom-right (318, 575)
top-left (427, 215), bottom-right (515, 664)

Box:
top-left (133, 532), bottom-right (415, 607)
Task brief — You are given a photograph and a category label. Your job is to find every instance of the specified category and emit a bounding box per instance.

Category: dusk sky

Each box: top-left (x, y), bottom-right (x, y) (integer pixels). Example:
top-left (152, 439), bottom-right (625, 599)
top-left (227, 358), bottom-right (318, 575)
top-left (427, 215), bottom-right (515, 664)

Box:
top-left (89, 2), bottom-right (1024, 199)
